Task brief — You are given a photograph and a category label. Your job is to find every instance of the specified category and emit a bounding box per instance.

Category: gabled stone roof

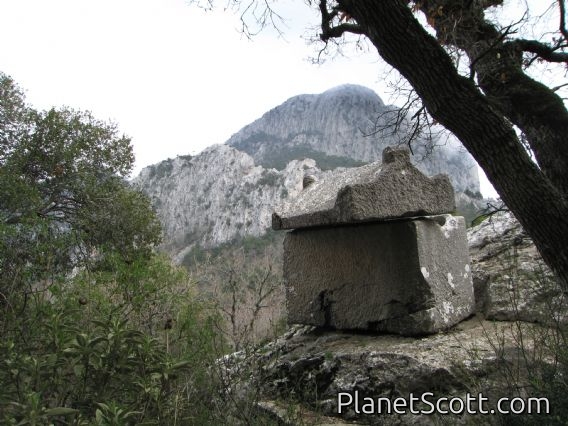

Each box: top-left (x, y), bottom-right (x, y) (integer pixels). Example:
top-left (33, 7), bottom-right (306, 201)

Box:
top-left (272, 147), bottom-right (455, 230)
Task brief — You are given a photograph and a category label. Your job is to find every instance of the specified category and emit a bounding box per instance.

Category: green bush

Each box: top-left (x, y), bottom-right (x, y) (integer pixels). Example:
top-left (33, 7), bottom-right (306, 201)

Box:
top-left (0, 72), bottom-right (229, 425)
top-left (0, 72), bottom-right (284, 426)
top-left (0, 254), bottom-right (222, 425)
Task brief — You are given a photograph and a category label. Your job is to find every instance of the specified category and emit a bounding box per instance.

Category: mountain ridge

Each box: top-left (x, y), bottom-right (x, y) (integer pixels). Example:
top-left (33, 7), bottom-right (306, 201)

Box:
top-left (134, 84), bottom-right (483, 261)
top-left (227, 84), bottom-right (479, 194)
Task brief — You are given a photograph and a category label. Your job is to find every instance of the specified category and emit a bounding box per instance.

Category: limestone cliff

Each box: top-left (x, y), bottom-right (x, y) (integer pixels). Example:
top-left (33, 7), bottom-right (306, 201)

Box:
top-left (134, 145), bottom-right (312, 262)
top-left (227, 84), bottom-right (480, 194)
top-left (134, 85), bottom-right (484, 260)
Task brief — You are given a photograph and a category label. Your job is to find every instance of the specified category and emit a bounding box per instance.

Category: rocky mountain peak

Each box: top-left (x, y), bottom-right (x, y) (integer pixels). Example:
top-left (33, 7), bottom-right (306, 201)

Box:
top-left (319, 83), bottom-right (384, 104)
top-left (135, 85), bottom-right (484, 260)
top-left (226, 84), bottom-right (480, 194)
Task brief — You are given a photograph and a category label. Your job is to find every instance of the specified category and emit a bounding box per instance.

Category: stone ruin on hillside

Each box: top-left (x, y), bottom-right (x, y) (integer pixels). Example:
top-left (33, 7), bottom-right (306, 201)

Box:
top-left (272, 146), bottom-right (475, 336)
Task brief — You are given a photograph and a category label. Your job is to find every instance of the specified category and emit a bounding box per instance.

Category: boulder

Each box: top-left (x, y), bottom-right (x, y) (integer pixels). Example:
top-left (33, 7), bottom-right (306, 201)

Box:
top-left (221, 319), bottom-right (543, 425)
top-left (468, 211), bottom-right (566, 324)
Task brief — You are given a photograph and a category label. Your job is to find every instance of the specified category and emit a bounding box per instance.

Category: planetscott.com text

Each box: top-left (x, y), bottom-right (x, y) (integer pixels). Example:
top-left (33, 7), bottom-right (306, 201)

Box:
top-left (337, 391), bottom-right (549, 416)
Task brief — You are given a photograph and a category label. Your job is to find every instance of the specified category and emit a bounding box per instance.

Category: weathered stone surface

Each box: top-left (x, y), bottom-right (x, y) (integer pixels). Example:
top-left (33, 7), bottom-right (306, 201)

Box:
top-left (272, 147), bottom-right (455, 230)
top-left (221, 319), bottom-right (543, 425)
top-left (284, 214), bottom-right (474, 335)
top-left (215, 212), bottom-right (566, 426)
top-left (467, 211), bottom-right (567, 324)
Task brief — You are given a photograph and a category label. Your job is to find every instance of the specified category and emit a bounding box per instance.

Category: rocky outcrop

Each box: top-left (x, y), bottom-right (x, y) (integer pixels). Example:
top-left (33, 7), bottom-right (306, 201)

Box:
top-left (134, 148), bottom-right (483, 261)
top-left (134, 85), bottom-right (484, 258)
top-left (468, 211), bottom-right (566, 324)
top-left (133, 145), bottom-right (312, 261)
top-left (221, 320), bottom-right (543, 425)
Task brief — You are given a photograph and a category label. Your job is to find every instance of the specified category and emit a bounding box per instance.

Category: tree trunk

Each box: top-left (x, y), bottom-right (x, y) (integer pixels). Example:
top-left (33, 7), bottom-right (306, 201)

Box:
top-left (336, 0), bottom-right (568, 288)
top-left (415, 0), bottom-right (568, 196)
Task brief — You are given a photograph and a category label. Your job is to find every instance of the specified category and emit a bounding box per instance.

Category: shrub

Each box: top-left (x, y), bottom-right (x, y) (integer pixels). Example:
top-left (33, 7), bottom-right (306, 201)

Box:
top-left (0, 254), bottom-right (222, 425)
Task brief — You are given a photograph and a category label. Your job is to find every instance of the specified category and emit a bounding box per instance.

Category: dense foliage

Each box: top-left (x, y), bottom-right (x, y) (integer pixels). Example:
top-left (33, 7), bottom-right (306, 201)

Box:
top-left (0, 73), bottom-right (227, 425)
top-left (0, 72), bottom-right (161, 299)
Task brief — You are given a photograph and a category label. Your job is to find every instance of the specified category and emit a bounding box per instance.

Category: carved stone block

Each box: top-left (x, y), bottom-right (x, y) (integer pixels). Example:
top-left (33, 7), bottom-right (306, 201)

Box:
top-left (284, 215), bottom-right (474, 335)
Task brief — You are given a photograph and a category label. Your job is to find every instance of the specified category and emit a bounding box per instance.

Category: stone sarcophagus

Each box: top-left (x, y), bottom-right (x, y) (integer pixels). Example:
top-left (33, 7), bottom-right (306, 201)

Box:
top-left (272, 147), bottom-right (474, 336)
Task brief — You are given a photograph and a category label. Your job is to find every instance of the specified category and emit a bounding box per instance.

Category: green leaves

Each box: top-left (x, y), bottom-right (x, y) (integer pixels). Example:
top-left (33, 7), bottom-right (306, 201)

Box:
top-left (3, 392), bottom-right (79, 425)
top-left (95, 402), bottom-right (141, 425)
top-left (0, 305), bottom-right (203, 425)
top-left (44, 407), bottom-right (80, 417)
top-left (0, 72), bottom-right (162, 315)
top-left (0, 72), bottom-right (222, 425)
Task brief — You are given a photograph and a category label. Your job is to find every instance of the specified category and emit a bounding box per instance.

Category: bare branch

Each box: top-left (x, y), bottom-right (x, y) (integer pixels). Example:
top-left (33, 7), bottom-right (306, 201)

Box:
top-left (236, 0), bottom-right (285, 38)
top-left (469, 199), bottom-right (508, 227)
top-left (482, 200), bottom-right (509, 216)
top-left (552, 82), bottom-right (568, 91)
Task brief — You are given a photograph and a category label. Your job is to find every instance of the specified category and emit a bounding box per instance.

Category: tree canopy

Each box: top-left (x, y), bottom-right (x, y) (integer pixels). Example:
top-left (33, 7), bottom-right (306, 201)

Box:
top-left (0, 71), bottom-right (162, 312)
top-left (0, 72), bottom-right (224, 425)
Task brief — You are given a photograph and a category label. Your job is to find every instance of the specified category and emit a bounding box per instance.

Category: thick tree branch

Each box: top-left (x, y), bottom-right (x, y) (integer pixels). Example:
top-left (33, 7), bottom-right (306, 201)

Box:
top-left (559, 0), bottom-right (568, 41)
top-left (510, 38), bottom-right (568, 63)
top-left (411, 0), bottom-right (568, 196)
top-left (320, 22), bottom-right (364, 39)
top-left (319, 0), bottom-right (363, 40)
top-left (479, 0), bottom-right (504, 8)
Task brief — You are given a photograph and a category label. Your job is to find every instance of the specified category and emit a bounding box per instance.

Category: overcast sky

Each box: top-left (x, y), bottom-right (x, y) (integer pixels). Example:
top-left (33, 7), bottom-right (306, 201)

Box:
top-left (1, 0), bottom-right (558, 199)
top-left (0, 0), bottom-right (387, 166)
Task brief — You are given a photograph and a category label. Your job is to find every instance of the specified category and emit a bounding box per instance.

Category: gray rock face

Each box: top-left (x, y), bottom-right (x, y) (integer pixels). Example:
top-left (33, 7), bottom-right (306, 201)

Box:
top-left (215, 208), bottom-right (562, 425)
top-left (133, 85), bottom-right (484, 257)
top-left (284, 215), bottom-right (474, 335)
top-left (273, 147), bottom-right (455, 230)
top-left (133, 145), bottom-right (313, 262)
top-left (468, 211), bottom-right (566, 324)
top-left (227, 84), bottom-right (480, 194)
top-left (222, 319), bottom-right (541, 425)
